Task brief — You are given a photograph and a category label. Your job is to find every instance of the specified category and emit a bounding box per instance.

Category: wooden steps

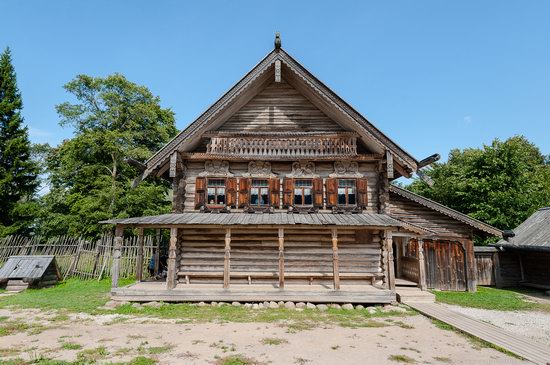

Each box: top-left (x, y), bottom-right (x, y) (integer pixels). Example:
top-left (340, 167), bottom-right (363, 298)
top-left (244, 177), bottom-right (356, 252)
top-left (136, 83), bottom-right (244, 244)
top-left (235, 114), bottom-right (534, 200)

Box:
top-left (408, 302), bottom-right (550, 364)
top-left (5, 279), bottom-right (29, 292)
top-left (396, 287), bottom-right (435, 303)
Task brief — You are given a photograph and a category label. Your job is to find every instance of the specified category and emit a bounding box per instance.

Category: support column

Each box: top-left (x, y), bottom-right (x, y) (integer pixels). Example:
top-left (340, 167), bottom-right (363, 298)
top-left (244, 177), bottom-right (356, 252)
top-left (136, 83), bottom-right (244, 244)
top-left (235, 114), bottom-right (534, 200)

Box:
top-left (136, 227), bottom-right (144, 282)
top-left (166, 227), bottom-right (178, 289)
top-left (462, 239), bottom-right (477, 292)
top-left (278, 228), bottom-right (285, 289)
top-left (223, 228), bottom-right (231, 289)
top-left (493, 250), bottom-right (503, 288)
top-left (154, 229), bottom-right (160, 276)
top-left (385, 230), bottom-right (395, 291)
top-left (417, 238), bottom-right (427, 291)
top-left (332, 229), bottom-right (340, 290)
top-left (111, 225), bottom-right (123, 288)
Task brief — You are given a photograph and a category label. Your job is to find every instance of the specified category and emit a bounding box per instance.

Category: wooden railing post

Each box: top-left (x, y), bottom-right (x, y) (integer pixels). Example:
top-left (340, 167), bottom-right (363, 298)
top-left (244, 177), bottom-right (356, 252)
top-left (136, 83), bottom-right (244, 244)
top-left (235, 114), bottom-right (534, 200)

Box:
top-left (332, 229), bottom-right (340, 290)
top-left (223, 228), bottom-right (231, 288)
top-left (278, 228), bottom-right (285, 289)
top-left (111, 226), bottom-right (124, 288)
top-left (417, 238), bottom-right (427, 291)
top-left (136, 227), bottom-right (144, 282)
top-left (154, 229), bottom-right (161, 276)
top-left (166, 228), bottom-right (178, 289)
top-left (385, 230), bottom-right (395, 291)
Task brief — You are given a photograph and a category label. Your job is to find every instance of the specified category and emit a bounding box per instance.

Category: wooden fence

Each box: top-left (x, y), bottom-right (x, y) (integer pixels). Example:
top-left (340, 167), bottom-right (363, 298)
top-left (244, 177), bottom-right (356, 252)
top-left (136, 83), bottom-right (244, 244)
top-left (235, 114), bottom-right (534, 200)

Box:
top-left (0, 234), bottom-right (162, 280)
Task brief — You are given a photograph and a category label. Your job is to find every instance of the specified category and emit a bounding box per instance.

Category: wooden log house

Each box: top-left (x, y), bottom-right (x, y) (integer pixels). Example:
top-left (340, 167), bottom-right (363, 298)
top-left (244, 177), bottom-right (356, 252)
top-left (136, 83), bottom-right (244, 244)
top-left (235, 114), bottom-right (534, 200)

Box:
top-left (102, 35), bottom-right (502, 303)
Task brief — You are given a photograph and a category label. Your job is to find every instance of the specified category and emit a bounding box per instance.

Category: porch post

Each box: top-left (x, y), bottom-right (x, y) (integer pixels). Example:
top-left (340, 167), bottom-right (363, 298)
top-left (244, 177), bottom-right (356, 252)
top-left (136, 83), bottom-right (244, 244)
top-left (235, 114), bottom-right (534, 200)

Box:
top-left (154, 228), bottom-right (161, 276)
top-left (417, 238), bottom-right (427, 290)
top-left (385, 230), bottom-right (395, 290)
top-left (278, 228), bottom-right (285, 289)
top-left (111, 225), bottom-right (123, 288)
top-left (136, 227), bottom-right (144, 282)
top-left (223, 228), bottom-right (231, 288)
top-left (332, 229), bottom-right (340, 290)
top-left (166, 227), bottom-right (178, 289)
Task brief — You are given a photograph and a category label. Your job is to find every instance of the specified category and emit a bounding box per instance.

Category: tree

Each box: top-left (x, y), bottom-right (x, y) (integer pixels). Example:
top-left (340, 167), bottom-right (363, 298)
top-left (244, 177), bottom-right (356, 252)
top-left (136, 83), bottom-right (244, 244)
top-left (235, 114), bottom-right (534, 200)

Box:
top-left (408, 136), bottom-right (550, 235)
top-left (0, 47), bottom-right (39, 236)
top-left (38, 74), bottom-right (177, 237)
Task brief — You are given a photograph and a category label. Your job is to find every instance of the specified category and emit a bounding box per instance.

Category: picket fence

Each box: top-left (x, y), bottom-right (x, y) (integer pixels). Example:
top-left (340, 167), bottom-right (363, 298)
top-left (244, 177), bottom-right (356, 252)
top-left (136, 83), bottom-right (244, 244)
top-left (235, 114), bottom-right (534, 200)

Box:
top-left (0, 234), bottom-right (163, 280)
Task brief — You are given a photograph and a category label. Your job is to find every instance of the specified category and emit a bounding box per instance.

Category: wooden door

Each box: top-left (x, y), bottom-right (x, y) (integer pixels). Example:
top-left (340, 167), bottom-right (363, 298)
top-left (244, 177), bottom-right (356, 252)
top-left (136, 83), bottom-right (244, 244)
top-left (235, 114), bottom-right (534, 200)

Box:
top-left (423, 240), bottom-right (467, 291)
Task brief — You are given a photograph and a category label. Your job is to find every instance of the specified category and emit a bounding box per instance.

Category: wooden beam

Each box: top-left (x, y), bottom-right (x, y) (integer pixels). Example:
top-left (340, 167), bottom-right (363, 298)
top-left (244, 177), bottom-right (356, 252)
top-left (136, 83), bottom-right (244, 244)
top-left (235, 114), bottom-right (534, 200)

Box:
top-left (154, 229), bottom-right (161, 276)
top-left (417, 238), bottom-right (427, 291)
top-left (112, 225), bottom-right (124, 289)
top-left (519, 253), bottom-right (525, 282)
top-left (385, 230), bottom-right (395, 290)
top-left (493, 250), bottom-right (503, 288)
top-left (136, 227), bottom-right (144, 282)
top-left (169, 151), bottom-right (177, 178)
top-left (278, 228), bottom-right (285, 289)
top-left (386, 150), bottom-right (394, 179)
top-left (223, 228), bottom-right (231, 288)
top-left (275, 60), bottom-right (281, 82)
top-left (462, 239), bottom-right (477, 292)
top-left (166, 228), bottom-right (178, 289)
top-left (332, 229), bottom-right (340, 290)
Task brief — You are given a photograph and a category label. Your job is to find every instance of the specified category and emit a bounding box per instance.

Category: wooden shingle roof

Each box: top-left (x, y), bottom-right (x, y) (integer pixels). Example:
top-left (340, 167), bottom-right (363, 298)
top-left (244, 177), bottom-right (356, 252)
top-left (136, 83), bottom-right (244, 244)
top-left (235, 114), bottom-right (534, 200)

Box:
top-left (0, 255), bottom-right (58, 280)
top-left (495, 207), bottom-right (550, 251)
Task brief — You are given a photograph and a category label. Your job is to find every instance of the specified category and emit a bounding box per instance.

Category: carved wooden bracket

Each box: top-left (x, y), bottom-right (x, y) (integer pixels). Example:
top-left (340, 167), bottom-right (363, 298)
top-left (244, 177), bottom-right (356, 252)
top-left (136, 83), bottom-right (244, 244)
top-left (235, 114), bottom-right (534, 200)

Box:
top-left (199, 160), bottom-right (233, 177)
top-left (329, 161), bottom-right (363, 178)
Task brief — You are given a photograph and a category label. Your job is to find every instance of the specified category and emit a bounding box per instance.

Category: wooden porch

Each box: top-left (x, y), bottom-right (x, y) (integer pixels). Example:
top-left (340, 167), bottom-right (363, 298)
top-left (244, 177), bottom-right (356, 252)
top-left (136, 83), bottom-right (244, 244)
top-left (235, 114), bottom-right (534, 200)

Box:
top-left (111, 281), bottom-right (395, 304)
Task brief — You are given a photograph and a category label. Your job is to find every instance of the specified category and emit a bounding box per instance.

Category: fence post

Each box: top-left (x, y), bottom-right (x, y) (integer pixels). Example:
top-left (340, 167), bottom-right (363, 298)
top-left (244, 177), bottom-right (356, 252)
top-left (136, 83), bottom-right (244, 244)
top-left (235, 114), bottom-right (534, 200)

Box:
top-left (154, 229), bottom-right (161, 276)
top-left (64, 239), bottom-right (84, 280)
top-left (91, 239), bottom-right (102, 279)
top-left (112, 226), bottom-right (124, 288)
top-left (136, 228), bottom-right (144, 282)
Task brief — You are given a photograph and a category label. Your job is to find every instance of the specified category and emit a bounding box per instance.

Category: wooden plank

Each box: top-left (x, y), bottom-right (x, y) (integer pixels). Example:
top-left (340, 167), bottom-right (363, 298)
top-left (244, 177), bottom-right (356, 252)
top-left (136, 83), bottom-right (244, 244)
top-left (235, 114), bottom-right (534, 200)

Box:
top-left (385, 230), bottom-right (395, 290)
top-left (332, 229), bottom-right (340, 290)
top-left (223, 228), bottom-right (231, 288)
top-left (167, 228), bottom-right (178, 289)
top-left (136, 228), bottom-right (144, 282)
top-left (278, 228), bottom-right (285, 288)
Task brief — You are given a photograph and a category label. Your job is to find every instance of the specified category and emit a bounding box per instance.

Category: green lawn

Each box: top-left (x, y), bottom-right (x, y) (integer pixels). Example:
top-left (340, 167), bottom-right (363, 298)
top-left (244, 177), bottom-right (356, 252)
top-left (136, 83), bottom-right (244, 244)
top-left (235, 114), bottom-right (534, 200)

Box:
top-left (433, 286), bottom-right (550, 312)
top-left (0, 279), bottom-right (413, 327)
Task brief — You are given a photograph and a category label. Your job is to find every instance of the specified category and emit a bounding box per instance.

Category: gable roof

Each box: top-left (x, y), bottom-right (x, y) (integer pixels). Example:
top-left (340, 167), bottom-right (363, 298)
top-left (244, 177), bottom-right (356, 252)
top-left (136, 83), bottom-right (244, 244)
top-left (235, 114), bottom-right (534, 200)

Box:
top-left (389, 185), bottom-right (503, 237)
top-left (0, 255), bottom-right (59, 280)
top-left (143, 46), bottom-right (419, 179)
top-left (495, 207), bottom-right (550, 250)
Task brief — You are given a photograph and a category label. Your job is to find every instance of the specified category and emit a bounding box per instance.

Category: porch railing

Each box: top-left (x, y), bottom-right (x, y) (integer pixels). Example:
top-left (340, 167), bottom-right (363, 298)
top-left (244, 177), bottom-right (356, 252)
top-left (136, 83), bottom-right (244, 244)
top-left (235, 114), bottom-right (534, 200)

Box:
top-left (400, 256), bottom-right (420, 283)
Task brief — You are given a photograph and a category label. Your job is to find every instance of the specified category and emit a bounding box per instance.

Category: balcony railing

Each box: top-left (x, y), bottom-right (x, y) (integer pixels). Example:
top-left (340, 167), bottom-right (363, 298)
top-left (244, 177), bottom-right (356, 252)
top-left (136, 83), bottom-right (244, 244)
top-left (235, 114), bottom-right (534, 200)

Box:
top-left (206, 134), bottom-right (358, 158)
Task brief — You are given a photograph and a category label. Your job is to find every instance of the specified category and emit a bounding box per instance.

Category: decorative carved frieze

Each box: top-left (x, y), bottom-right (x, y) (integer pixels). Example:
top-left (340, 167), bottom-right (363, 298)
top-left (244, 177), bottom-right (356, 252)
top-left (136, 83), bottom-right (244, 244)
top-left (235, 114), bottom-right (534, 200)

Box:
top-left (329, 161), bottom-right (363, 178)
top-left (242, 161), bottom-right (277, 178)
top-left (287, 161), bottom-right (318, 178)
top-left (199, 160), bottom-right (233, 177)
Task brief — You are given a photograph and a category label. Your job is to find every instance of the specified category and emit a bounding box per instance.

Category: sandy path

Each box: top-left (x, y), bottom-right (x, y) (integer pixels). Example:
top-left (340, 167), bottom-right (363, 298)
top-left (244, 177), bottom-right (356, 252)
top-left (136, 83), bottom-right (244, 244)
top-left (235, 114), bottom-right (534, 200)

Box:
top-left (0, 308), bottom-right (527, 364)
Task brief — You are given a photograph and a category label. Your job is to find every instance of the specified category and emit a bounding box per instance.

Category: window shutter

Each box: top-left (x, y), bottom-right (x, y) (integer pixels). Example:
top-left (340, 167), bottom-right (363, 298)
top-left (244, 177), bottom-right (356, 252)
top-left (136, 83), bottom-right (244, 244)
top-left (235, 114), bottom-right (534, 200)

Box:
top-left (269, 178), bottom-right (280, 208)
top-left (357, 177), bottom-right (369, 208)
top-left (283, 178), bottom-right (294, 208)
top-left (226, 177), bottom-right (237, 208)
top-left (194, 177), bottom-right (206, 209)
top-left (326, 178), bottom-right (338, 208)
top-left (313, 178), bottom-right (324, 208)
top-left (238, 178), bottom-right (250, 208)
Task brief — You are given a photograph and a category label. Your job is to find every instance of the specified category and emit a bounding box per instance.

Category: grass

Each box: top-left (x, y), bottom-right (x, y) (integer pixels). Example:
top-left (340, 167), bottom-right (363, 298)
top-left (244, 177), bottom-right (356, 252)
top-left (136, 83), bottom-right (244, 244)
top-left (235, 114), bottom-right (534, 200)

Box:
top-left (76, 346), bottom-right (109, 362)
top-left (60, 342), bottom-right (82, 350)
top-left (0, 356), bottom-right (157, 365)
top-left (215, 355), bottom-right (262, 365)
top-left (260, 337), bottom-right (288, 345)
top-left (0, 278), bottom-right (133, 313)
top-left (433, 286), bottom-right (550, 311)
top-left (432, 356), bottom-right (452, 363)
top-left (388, 354), bottom-right (416, 363)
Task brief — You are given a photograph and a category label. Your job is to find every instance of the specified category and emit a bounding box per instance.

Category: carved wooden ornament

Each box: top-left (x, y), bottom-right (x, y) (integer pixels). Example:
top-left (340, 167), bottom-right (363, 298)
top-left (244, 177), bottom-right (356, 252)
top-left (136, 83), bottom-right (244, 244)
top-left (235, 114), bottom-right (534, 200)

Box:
top-left (329, 161), bottom-right (363, 178)
top-left (199, 160), bottom-right (233, 177)
top-left (243, 161), bottom-right (276, 178)
top-left (287, 161), bottom-right (318, 178)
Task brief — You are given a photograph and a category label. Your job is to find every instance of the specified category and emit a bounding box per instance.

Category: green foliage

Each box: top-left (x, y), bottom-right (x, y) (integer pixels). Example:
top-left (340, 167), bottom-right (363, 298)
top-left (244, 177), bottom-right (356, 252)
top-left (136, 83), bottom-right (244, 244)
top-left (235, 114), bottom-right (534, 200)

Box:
top-left (408, 136), bottom-right (550, 239)
top-left (0, 47), bottom-right (39, 236)
top-left (38, 74), bottom-right (177, 237)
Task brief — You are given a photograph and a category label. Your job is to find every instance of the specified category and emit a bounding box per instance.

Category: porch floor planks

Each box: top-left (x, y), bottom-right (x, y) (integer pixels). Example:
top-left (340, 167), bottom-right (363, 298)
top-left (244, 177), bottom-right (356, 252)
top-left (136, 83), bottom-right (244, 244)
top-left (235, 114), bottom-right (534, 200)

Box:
top-left (111, 281), bottom-right (395, 304)
top-left (407, 302), bottom-right (550, 364)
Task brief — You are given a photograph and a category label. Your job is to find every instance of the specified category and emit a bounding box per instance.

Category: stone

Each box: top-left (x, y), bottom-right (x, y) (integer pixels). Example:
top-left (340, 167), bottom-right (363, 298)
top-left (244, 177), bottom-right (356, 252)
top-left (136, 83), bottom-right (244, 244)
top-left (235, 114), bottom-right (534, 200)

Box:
top-left (269, 301), bottom-right (279, 309)
top-left (392, 306), bottom-right (408, 313)
top-left (252, 303), bottom-right (260, 310)
top-left (211, 302), bottom-right (218, 306)
top-left (367, 307), bottom-right (378, 314)
top-left (284, 301), bottom-right (296, 309)
top-left (545, 290), bottom-right (550, 297)
top-left (131, 303), bottom-right (142, 309)
top-left (103, 300), bottom-right (121, 309)
top-left (263, 301), bottom-right (270, 308)
top-left (142, 301), bottom-right (162, 308)
top-left (197, 301), bottom-right (206, 307)
top-left (277, 301), bottom-right (285, 308)
top-left (244, 303), bottom-right (253, 308)
top-left (217, 302), bottom-right (227, 307)
top-left (296, 302), bottom-right (306, 309)
top-left (258, 303), bottom-right (264, 309)
top-left (355, 305), bottom-right (365, 310)
top-left (306, 302), bottom-right (316, 310)
top-left (317, 304), bottom-right (328, 311)
top-left (231, 302), bottom-right (241, 307)
top-left (342, 303), bottom-right (354, 310)
top-left (330, 304), bottom-right (342, 310)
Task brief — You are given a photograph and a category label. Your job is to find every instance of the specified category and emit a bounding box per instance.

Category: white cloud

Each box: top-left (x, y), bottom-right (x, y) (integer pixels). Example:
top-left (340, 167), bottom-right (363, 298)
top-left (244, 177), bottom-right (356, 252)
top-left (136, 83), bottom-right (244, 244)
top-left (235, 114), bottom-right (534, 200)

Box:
top-left (463, 115), bottom-right (473, 124)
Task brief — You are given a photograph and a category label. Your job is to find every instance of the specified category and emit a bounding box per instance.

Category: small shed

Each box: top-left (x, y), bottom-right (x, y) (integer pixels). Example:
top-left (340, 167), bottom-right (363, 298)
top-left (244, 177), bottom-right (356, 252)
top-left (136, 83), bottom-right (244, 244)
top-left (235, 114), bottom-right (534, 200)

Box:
top-left (493, 207), bottom-right (550, 289)
top-left (0, 255), bottom-right (60, 291)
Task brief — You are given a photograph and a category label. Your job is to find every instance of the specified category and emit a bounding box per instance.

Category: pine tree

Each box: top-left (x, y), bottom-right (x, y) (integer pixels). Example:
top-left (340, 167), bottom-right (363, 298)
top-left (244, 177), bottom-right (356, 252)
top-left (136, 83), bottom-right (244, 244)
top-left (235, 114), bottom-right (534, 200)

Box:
top-left (0, 47), bottom-right (38, 235)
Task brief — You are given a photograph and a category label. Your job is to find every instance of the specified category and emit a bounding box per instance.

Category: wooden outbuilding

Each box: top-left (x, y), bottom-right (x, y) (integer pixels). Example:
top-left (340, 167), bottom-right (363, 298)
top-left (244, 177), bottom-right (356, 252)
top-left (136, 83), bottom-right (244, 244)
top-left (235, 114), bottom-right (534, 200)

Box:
top-left (0, 255), bottom-right (60, 291)
top-left (102, 35), bottom-right (501, 303)
top-left (492, 207), bottom-right (550, 290)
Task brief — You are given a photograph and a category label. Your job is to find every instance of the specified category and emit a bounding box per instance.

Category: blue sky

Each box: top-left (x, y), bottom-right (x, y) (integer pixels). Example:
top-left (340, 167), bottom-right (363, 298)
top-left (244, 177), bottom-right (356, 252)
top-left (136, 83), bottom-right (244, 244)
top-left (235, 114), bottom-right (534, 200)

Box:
top-left (2, 1), bottom-right (549, 162)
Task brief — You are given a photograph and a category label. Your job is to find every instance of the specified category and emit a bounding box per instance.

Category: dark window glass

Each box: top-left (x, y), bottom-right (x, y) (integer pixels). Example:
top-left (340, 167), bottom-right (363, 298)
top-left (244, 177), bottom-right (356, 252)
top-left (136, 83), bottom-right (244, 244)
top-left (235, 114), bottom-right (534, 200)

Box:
top-left (250, 179), bottom-right (269, 206)
top-left (293, 179), bottom-right (313, 206)
top-left (337, 179), bottom-right (356, 206)
top-left (207, 179), bottom-right (226, 205)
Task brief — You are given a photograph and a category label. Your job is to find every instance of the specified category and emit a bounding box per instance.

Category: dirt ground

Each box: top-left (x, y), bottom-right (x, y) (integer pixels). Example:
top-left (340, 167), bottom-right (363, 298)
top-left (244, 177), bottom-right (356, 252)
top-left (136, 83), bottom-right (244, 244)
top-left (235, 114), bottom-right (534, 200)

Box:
top-left (0, 308), bottom-right (527, 365)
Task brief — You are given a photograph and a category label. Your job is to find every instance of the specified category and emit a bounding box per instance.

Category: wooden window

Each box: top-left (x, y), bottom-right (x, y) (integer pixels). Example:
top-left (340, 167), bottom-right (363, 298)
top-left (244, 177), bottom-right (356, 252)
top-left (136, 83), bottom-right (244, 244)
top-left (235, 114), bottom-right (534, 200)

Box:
top-left (207, 178), bottom-right (226, 206)
top-left (337, 179), bottom-right (356, 206)
top-left (293, 179), bottom-right (313, 206)
top-left (250, 179), bottom-right (269, 207)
